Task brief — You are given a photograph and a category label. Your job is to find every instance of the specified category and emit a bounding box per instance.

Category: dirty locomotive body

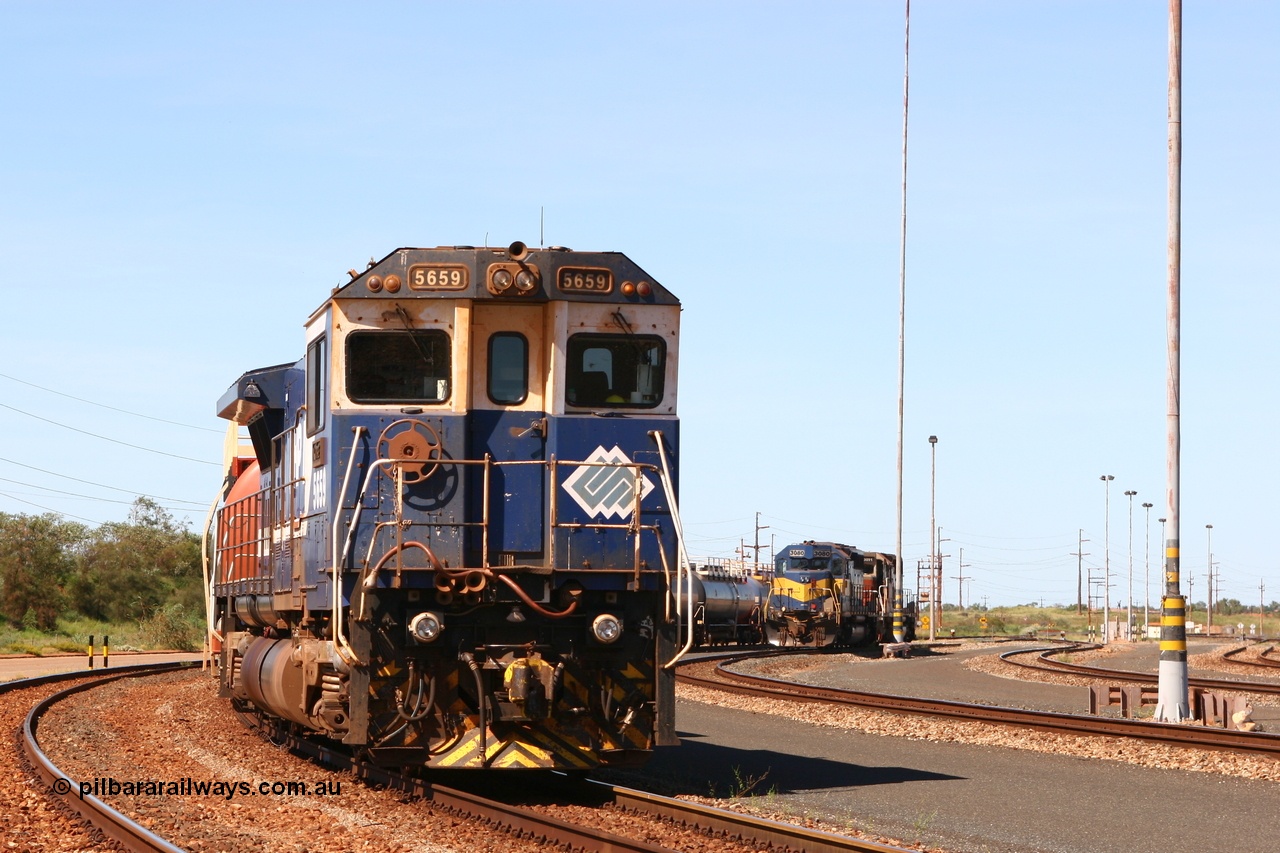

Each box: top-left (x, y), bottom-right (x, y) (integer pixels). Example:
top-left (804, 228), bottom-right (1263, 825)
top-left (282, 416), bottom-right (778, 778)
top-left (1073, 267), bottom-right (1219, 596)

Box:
top-left (211, 243), bottom-right (684, 771)
top-left (765, 541), bottom-right (912, 647)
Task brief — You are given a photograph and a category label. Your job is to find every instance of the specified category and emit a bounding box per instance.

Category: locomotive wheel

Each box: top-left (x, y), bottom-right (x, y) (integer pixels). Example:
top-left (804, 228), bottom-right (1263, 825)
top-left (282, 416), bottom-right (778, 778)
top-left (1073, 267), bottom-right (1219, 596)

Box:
top-left (376, 418), bottom-right (443, 483)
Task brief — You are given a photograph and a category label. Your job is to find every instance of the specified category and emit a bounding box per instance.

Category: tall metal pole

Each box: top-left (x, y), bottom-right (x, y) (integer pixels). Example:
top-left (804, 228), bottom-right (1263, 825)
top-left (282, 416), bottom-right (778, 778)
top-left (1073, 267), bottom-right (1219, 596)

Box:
top-left (1074, 529), bottom-right (1089, 616)
top-left (1143, 502), bottom-right (1153, 639)
top-left (1125, 490), bottom-right (1137, 640)
top-left (955, 546), bottom-right (969, 609)
top-left (892, 0), bottom-right (911, 644)
top-left (1156, 0), bottom-right (1189, 722)
top-left (1205, 524), bottom-right (1213, 634)
top-left (1101, 474), bottom-right (1114, 642)
top-left (929, 435), bottom-right (938, 641)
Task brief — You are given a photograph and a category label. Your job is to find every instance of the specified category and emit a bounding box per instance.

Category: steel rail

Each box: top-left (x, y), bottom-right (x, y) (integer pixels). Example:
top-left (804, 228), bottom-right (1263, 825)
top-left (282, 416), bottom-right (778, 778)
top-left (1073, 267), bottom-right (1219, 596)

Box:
top-left (679, 653), bottom-right (1280, 758)
top-left (1222, 644), bottom-right (1280, 671)
top-left (1000, 644), bottom-right (1280, 695)
top-left (236, 706), bottom-right (680, 853)
top-left (15, 662), bottom-right (199, 853)
top-left (602, 781), bottom-right (914, 853)
top-left (237, 704), bottom-right (912, 853)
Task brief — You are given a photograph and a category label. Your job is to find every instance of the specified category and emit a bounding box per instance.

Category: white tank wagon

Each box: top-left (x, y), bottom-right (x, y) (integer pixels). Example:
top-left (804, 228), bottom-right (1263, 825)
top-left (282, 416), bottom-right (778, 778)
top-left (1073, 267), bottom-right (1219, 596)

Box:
top-left (678, 564), bottom-right (766, 646)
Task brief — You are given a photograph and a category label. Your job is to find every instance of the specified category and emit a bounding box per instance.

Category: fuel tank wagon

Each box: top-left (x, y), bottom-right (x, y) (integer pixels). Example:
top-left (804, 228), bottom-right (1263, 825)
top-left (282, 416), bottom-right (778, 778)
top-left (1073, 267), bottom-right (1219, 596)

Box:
top-left (208, 242), bottom-right (693, 771)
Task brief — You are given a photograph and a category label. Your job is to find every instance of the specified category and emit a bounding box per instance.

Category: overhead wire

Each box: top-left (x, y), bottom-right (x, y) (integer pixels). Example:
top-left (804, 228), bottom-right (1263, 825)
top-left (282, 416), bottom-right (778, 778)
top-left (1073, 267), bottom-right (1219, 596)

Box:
top-left (0, 455), bottom-right (206, 506)
top-left (0, 371), bottom-right (221, 433)
top-left (0, 490), bottom-right (103, 525)
top-left (0, 476), bottom-right (201, 514)
top-left (0, 402), bottom-right (218, 466)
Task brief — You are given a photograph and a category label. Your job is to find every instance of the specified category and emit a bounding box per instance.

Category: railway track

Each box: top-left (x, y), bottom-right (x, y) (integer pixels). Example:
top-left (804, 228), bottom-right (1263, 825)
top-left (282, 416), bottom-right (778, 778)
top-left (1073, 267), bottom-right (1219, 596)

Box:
top-left (680, 649), bottom-right (1280, 758)
top-left (236, 702), bottom-right (913, 853)
top-left (7, 662), bottom-right (198, 853)
top-left (13, 662), bottom-right (914, 853)
top-left (1001, 643), bottom-right (1280, 697)
top-left (1222, 643), bottom-right (1280, 671)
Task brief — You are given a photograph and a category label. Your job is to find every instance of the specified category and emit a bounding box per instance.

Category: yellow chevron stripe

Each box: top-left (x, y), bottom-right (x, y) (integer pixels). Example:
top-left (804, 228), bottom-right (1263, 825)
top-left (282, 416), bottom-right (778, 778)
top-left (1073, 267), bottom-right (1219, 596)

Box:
top-left (621, 662), bottom-right (648, 682)
top-left (490, 750), bottom-right (544, 769)
top-left (432, 725), bottom-right (595, 769)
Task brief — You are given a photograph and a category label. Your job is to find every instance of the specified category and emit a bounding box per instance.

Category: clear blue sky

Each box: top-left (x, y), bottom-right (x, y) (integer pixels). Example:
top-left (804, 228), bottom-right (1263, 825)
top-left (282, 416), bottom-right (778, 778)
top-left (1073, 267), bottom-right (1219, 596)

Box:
top-left (1, 2), bottom-right (1276, 611)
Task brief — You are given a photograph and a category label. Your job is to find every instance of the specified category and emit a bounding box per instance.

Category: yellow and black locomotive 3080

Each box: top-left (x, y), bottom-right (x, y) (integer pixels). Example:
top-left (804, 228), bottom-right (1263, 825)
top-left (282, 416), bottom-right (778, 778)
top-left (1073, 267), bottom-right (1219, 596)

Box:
top-left (765, 541), bottom-right (913, 647)
top-left (208, 242), bottom-right (689, 771)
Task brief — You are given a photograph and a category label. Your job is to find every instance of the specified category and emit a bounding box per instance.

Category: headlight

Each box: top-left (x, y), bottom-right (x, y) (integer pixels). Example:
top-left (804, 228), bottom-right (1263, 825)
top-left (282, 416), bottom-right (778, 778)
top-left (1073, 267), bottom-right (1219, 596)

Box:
top-left (409, 611), bottom-right (444, 643)
top-left (492, 269), bottom-right (514, 292)
top-left (591, 613), bottom-right (622, 644)
top-left (514, 269), bottom-right (538, 292)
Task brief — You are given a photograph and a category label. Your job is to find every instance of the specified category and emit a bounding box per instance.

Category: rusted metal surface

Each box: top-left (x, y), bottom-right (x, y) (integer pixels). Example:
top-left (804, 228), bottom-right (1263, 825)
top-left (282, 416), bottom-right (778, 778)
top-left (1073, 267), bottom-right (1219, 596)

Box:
top-left (680, 652), bottom-right (1280, 758)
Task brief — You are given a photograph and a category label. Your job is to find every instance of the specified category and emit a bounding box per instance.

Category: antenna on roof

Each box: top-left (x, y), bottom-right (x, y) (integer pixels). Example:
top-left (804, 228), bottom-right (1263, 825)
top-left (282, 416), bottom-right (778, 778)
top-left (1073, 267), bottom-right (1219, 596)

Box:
top-left (540, 207), bottom-right (545, 247)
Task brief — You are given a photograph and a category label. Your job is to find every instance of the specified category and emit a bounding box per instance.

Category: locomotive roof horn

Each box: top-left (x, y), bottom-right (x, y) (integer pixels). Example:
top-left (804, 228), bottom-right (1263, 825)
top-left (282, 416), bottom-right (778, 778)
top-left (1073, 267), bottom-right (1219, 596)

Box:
top-left (507, 240), bottom-right (530, 261)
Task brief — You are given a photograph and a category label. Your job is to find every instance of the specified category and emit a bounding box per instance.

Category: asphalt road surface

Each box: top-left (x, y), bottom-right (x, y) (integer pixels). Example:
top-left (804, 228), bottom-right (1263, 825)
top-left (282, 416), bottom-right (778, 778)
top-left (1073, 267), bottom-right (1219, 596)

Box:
top-left (618, 696), bottom-right (1278, 853)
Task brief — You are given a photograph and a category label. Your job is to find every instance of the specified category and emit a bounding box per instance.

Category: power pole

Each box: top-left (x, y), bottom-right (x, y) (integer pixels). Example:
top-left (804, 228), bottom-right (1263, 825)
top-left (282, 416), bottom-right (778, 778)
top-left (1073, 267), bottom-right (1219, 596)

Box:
top-left (928, 435), bottom-right (939, 641)
top-left (1071, 530), bottom-right (1090, 615)
top-left (934, 531), bottom-right (951, 634)
top-left (1205, 524), bottom-right (1214, 634)
top-left (752, 512), bottom-right (770, 573)
top-left (954, 546), bottom-right (971, 609)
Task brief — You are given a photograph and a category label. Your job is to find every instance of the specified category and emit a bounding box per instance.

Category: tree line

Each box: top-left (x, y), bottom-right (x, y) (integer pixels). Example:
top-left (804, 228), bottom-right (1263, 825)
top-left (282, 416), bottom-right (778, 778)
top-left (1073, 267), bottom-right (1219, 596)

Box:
top-left (0, 498), bottom-right (203, 633)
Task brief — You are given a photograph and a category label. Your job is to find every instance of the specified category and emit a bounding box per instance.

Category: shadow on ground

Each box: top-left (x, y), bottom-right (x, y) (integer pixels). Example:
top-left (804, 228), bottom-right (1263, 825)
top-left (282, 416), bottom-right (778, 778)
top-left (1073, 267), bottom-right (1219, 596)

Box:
top-left (595, 729), bottom-right (962, 798)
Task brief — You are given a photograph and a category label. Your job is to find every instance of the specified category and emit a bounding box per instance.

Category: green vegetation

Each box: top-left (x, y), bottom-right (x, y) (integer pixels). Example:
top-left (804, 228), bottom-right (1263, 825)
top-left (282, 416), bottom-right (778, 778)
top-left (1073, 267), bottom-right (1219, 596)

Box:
top-left (926, 600), bottom-right (1279, 641)
top-left (0, 499), bottom-right (205, 654)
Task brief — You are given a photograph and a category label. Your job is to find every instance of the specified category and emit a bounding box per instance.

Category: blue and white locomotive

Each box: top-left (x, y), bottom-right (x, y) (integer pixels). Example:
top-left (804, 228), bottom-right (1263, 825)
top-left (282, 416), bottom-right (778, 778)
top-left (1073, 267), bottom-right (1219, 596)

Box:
top-left (209, 242), bottom-right (686, 770)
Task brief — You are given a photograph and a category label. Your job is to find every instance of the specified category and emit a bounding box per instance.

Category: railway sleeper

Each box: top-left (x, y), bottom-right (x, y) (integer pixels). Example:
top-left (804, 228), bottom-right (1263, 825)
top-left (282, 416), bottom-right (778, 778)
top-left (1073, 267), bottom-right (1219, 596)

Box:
top-left (1088, 683), bottom-right (1260, 731)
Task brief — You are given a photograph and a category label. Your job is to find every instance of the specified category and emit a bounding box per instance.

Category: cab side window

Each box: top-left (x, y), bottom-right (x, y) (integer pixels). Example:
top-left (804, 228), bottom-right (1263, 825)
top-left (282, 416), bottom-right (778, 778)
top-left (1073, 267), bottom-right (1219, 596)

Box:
top-left (488, 333), bottom-right (528, 405)
top-left (306, 337), bottom-right (326, 435)
top-left (347, 330), bottom-right (451, 403)
top-left (565, 333), bottom-right (665, 408)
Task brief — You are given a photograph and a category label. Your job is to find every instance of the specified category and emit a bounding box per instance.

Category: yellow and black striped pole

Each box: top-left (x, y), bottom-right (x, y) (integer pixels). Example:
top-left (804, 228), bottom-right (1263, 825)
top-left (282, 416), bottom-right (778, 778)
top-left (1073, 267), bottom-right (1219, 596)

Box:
top-left (103, 635), bottom-right (109, 669)
top-left (87, 634), bottom-right (94, 669)
top-left (1154, 0), bottom-right (1190, 723)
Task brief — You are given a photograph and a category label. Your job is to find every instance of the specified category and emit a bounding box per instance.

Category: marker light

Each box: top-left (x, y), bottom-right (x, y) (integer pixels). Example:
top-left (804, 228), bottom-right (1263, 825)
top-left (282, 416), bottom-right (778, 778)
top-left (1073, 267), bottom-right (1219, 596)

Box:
top-left (514, 269), bottom-right (537, 292)
top-left (591, 613), bottom-right (622, 644)
top-left (384, 274), bottom-right (402, 293)
top-left (409, 611), bottom-right (444, 642)
top-left (367, 275), bottom-right (383, 293)
top-left (636, 281), bottom-right (652, 297)
top-left (621, 281), bottom-right (636, 297)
